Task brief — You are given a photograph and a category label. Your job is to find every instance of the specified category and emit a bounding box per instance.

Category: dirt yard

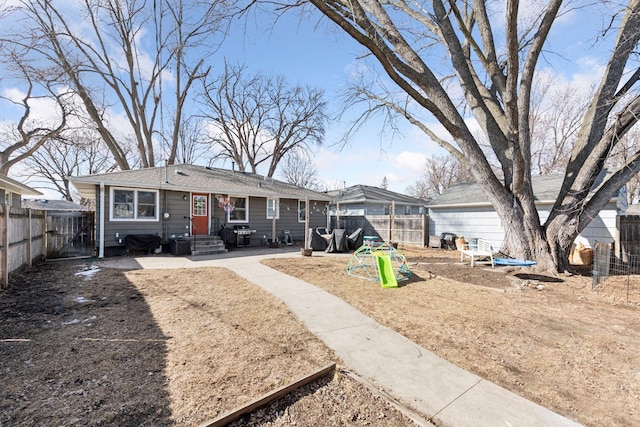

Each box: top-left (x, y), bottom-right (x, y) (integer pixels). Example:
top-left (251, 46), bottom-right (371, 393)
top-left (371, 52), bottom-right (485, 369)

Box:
top-left (1, 246), bottom-right (638, 426)
top-left (263, 246), bottom-right (640, 427)
top-left (0, 258), bottom-right (423, 426)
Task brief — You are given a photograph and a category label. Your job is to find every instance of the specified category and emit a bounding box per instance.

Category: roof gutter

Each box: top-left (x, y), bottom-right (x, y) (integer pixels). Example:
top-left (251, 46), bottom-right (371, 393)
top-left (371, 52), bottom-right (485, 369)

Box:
top-left (427, 197), bottom-right (620, 209)
top-left (332, 198), bottom-right (425, 205)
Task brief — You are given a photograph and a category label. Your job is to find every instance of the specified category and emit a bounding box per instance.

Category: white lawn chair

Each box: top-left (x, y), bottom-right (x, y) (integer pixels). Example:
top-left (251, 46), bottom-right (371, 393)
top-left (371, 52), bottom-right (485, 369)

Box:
top-left (460, 239), bottom-right (495, 267)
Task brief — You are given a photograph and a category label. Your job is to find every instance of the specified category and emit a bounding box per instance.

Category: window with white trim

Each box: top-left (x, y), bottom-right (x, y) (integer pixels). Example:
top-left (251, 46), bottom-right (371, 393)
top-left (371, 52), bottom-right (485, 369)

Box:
top-left (298, 200), bottom-right (306, 222)
top-left (110, 188), bottom-right (158, 221)
top-left (266, 197), bottom-right (279, 219)
top-left (404, 205), bottom-right (411, 215)
top-left (228, 196), bottom-right (248, 222)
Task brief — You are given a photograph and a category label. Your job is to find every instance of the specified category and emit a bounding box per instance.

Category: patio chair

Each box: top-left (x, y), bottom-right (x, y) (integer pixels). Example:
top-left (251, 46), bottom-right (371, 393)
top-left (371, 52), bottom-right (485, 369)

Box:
top-left (460, 238), bottom-right (495, 267)
top-left (308, 228), bottom-right (328, 250)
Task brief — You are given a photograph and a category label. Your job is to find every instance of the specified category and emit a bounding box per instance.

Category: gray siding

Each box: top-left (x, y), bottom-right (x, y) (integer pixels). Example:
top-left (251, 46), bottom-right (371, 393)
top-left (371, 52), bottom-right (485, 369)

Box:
top-left (101, 187), bottom-right (191, 247)
top-left (0, 190), bottom-right (23, 207)
top-left (97, 187), bottom-right (328, 248)
top-left (216, 197), bottom-right (327, 246)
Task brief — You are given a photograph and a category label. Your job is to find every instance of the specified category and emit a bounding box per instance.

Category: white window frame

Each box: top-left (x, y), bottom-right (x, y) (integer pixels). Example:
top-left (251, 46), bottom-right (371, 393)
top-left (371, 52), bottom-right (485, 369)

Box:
top-left (110, 187), bottom-right (159, 222)
top-left (404, 205), bottom-right (412, 215)
top-left (266, 197), bottom-right (280, 220)
top-left (298, 200), bottom-right (306, 223)
top-left (227, 196), bottom-right (249, 223)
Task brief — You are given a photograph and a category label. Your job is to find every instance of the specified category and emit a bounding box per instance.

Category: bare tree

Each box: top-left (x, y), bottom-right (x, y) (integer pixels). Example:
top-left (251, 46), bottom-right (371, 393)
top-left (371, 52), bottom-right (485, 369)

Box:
top-left (306, 0), bottom-right (640, 271)
top-left (0, 61), bottom-right (71, 174)
top-left (529, 78), bottom-right (590, 175)
top-left (278, 149), bottom-right (321, 190)
top-left (609, 127), bottom-right (640, 205)
top-left (407, 154), bottom-right (471, 201)
top-left (21, 129), bottom-right (119, 201)
top-left (174, 116), bottom-right (211, 165)
top-left (2, 0), bottom-right (229, 170)
top-left (200, 63), bottom-right (327, 177)
top-left (322, 179), bottom-right (347, 192)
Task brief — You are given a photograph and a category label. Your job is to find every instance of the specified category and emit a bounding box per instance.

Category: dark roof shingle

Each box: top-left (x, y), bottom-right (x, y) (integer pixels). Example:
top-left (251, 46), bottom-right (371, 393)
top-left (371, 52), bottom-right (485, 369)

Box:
top-left (70, 164), bottom-right (332, 201)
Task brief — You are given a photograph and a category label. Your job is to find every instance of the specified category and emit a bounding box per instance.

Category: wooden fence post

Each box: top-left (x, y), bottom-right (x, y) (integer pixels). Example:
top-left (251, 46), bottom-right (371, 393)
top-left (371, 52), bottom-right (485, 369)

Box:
top-left (27, 209), bottom-right (32, 267)
top-left (1, 205), bottom-right (8, 289)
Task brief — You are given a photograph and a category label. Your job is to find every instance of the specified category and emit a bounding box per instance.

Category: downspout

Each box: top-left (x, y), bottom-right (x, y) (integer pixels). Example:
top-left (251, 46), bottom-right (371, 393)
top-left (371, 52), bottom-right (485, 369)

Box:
top-left (98, 181), bottom-right (105, 258)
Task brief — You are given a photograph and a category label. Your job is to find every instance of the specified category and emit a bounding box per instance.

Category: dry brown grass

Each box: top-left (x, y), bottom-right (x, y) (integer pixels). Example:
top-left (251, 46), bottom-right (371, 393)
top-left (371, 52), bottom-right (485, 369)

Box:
top-left (262, 245), bottom-right (640, 427)
top-left (0, 260), bottom-right (419, 426)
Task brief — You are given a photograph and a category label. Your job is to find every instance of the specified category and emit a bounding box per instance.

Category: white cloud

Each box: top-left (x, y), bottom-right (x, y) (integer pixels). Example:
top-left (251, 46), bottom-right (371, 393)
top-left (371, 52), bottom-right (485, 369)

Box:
top-left (391, 151), bottom-right (426, 171)
top-left (1, 88), bottom-right (65, 127)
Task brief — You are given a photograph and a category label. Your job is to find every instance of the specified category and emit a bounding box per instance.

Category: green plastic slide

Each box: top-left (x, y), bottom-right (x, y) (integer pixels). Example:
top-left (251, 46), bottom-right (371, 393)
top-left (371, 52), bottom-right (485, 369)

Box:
top-left (373, 252), bottom-right (398, 288)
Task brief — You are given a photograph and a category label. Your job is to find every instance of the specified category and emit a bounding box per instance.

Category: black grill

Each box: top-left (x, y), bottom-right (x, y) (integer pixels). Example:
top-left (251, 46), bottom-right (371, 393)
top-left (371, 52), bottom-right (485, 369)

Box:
top-left (232, 225), bottom-right (250, 247)
top-left (440, 232), bottom-right (457, 250)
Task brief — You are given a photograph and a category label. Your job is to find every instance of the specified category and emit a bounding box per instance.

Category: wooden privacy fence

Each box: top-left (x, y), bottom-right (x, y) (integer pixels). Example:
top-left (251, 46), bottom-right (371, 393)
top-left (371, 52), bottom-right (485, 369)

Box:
top-left (0, 205), bottom-right (46, 288)
top-left (0, 206), bottom-right (94, 289)
top-left (46, 211), bottom-right (95, 259)
top-left (329, 214), bottom-right (429, 246)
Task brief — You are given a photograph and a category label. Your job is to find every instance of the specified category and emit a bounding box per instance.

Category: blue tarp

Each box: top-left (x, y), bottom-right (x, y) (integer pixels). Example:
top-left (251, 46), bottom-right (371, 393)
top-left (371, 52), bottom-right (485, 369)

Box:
top-left (493, 258), bottom-right (537, 267)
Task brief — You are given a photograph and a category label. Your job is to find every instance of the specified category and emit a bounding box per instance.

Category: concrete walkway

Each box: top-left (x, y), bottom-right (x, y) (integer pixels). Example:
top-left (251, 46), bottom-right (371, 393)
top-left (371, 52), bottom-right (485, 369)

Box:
top-left (95, 248), bottom-right (583, 427)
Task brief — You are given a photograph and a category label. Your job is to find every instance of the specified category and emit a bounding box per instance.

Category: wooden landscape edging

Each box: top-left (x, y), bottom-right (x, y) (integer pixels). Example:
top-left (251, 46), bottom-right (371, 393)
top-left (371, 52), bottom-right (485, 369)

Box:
top-left (197, 362), bottom-right (336, 427)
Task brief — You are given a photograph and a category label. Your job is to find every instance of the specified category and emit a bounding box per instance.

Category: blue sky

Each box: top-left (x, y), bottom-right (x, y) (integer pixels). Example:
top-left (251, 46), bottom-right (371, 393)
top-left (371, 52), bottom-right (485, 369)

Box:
top-left (1, 2), bottom-right (614, 199)
top-left (212, 3), bottom-right (610, 194)
top-left (215, 10), bottom-right (439, 194)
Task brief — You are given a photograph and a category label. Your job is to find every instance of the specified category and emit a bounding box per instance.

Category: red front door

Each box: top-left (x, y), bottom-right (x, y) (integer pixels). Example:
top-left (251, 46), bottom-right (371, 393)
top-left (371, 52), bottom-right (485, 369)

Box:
top-left (191, 193), bottom-right (209, 235)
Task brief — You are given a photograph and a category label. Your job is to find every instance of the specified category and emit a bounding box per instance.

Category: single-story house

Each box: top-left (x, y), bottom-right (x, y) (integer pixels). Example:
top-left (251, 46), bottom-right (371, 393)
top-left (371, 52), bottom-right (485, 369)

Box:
top-left (326, 185), bottom-right (427, 216)
top-left (69, 164), bottom-right (331, 256)
top-left (0, 174), bottom-right (43, 207)
top-left (426, 171), bottom-right (627, 250)
top-left (22, 199), bottom-right (90, 211)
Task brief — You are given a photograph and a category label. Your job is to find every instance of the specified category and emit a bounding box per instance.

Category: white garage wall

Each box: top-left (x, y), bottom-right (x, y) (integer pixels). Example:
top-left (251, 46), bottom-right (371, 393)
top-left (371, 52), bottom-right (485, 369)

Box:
top-left (429, 202), bottom-right (618, 250)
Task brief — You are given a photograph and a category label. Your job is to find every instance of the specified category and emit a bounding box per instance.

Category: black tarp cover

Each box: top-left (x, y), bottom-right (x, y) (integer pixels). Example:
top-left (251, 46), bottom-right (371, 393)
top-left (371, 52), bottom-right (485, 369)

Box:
top-left (308, 228), bottom-right (328, 251)
top-left (124, 234), bottom-right (162, 250)
top-left (325, 229), bottom-right (349, 253)
top-left (347, 228), bottom-right (364, 250)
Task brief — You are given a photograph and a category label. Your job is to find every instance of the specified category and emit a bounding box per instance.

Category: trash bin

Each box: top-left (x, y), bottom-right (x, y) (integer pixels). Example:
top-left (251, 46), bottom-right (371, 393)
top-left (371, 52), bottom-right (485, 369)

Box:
top-left (169, 238), bottom-right (191, 255)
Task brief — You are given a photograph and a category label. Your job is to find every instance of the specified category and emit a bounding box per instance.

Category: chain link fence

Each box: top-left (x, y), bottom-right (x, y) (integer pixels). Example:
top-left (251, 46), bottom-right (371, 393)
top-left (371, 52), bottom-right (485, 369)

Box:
top-left (592, 242), bottom-right (640, 304)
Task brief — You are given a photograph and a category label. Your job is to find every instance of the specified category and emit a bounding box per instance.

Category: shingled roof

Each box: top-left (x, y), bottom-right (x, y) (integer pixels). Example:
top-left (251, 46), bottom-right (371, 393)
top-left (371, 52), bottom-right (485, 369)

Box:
top-left (0, 174), bottom-right (43, 197)
top-left (427, 170), bottom-right (622, 208)
top-left (70, 164), bottom-right (331, 201)
top-left (22, 199), bottom-right (89, 211)
top-left (326, 184), bottom-right (427, 205)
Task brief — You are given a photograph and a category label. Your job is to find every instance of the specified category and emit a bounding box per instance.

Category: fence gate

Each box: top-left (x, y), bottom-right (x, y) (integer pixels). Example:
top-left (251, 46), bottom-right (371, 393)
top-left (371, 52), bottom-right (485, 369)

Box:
top-left (46, 211), bottom-right (95, 258)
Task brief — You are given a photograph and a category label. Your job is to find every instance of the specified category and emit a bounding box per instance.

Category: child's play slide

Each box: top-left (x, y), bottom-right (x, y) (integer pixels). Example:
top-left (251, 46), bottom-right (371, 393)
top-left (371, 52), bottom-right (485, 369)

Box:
top-left (373, 252), bottom-right (398, 288)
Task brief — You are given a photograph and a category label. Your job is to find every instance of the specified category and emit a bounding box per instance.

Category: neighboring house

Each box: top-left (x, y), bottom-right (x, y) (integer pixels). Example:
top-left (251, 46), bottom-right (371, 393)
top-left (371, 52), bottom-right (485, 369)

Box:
top-left (326, 185), bottom-right (427, 216)
top-left (0, 174), bottom-right (43, 207)
top-left (22, 199), bottom-right (89, 211)
top-left (426, 171), bottom-right (626, 250)
top-left (69, 164), bottom-right (330, 256)
top-left (626, 204), bottom-right (640, 215)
